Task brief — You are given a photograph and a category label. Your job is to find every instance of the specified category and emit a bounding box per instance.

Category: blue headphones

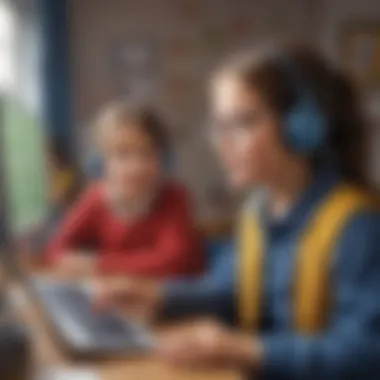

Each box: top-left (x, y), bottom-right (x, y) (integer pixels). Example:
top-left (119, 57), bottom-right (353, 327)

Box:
top-left (276, 55), bottom-right (328, 156)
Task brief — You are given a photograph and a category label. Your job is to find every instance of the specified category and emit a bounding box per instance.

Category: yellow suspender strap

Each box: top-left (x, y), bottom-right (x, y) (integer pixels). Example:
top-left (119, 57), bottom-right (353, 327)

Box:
top-left (239, 212), bottom-right (264, 331)
top-left (295, 184), bottom-right (371, 333)
top-left (238, 183), bottom-right (372, 333)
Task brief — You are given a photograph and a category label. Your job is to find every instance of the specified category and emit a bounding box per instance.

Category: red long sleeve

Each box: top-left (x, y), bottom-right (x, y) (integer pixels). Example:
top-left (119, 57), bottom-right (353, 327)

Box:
top-left (47, 182), bottom-right (204, 278)
top-left (97, 188), bottom-right (202, 276)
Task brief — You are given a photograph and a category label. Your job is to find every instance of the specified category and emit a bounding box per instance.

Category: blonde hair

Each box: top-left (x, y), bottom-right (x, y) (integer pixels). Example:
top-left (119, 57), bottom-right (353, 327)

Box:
top-left (96, 99), bottom-right (169, 153)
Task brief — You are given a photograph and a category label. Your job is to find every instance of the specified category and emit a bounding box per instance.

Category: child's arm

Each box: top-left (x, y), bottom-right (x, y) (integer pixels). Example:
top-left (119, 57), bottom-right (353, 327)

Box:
top-left (46, 186), bottom-right (100, 264)
top-left (97, 186), bottom-right (203, 277)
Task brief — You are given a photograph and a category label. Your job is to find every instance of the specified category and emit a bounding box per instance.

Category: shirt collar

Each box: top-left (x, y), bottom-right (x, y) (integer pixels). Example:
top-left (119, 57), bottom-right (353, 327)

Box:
top-left (260, 166), bottom-right (342, 233)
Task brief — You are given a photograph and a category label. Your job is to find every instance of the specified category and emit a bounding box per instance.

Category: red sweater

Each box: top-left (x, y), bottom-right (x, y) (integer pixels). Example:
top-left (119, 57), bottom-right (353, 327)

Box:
top-left (47, 182), bottom-right (204, 277)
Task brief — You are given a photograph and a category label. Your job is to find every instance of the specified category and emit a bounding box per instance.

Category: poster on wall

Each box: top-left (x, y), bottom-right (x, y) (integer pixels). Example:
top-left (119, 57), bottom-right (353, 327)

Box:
top-left (340, 22), bottom-right (380, 91)
top-left (109, 40), bottom-right (158, 101)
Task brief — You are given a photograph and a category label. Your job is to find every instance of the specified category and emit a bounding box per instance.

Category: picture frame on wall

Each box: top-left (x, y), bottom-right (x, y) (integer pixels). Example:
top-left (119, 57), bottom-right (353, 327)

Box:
top-left (340, 21), bottom-right (380, 91)
top-left (108, 39), bottom-right (158, 101)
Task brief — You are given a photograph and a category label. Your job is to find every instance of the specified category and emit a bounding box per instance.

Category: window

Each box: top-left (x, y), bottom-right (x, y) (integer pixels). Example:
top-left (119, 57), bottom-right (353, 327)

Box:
top-left (0, 0), bottom-right (15, 92)
top-left (0, 0), bottom-right (48, 235)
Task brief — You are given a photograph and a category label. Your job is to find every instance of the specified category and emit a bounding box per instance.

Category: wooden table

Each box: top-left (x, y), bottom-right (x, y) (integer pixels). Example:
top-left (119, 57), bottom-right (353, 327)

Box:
top-left (10, 283), bottom-right (239, 380)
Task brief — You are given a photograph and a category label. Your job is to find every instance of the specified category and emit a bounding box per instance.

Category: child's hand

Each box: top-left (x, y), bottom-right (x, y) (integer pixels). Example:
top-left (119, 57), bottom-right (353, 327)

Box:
top-left (157, 321), bottom-right (262, 370)
top-left (93, 278), bottom-right (162, 321)
top-left (56, 253), bottom-right (96, 278)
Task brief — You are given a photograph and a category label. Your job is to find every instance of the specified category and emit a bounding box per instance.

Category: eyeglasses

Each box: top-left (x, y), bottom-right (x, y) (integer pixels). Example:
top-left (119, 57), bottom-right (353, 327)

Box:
top-left (207, 109), bottom-right (266, 141)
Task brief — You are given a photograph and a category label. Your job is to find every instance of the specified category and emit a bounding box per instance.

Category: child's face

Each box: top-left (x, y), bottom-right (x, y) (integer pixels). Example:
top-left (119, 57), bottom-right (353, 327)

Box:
top-left (210, 76), bottom-right (292, 190)
top-left (101, 124), bottom-right (162, 203)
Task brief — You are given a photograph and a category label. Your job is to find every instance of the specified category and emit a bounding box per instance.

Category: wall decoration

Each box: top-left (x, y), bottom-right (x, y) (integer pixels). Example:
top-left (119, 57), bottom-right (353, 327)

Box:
top-left (340, 21), bottom-right (380, 91)
top-left (109, 40), bottom-right (158, 100)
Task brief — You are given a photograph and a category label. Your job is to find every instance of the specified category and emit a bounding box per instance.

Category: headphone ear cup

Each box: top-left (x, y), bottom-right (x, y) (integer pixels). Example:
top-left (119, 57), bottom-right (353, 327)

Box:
top-left (284, 101), bottom-right (328, 155)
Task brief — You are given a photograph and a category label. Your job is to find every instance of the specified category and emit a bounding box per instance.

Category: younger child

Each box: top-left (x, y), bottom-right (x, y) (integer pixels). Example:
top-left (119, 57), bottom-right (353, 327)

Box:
top-left (47, 100), bottom-right (204, 278)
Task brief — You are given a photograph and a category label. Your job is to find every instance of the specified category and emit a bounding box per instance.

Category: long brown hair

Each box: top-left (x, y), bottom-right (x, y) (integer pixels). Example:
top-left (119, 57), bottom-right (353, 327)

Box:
top-left (212, 42), bottom-right (369, 187)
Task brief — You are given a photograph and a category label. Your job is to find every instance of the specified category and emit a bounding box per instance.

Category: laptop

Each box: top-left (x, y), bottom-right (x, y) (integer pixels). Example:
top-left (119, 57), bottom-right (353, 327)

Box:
top-left (28, 276), bottom-right (155, 360)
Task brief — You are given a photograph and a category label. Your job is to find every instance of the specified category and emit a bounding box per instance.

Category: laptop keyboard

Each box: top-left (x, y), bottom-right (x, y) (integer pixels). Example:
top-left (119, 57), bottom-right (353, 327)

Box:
top-left (32, 278), bottom-right (154, 353)
top-left (50, 286), bottom-right (128, 335)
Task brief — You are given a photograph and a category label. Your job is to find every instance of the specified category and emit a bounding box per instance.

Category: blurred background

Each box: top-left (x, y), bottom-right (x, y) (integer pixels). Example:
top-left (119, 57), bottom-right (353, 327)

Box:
top-left (0, 0), bottom-right (380, 244)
